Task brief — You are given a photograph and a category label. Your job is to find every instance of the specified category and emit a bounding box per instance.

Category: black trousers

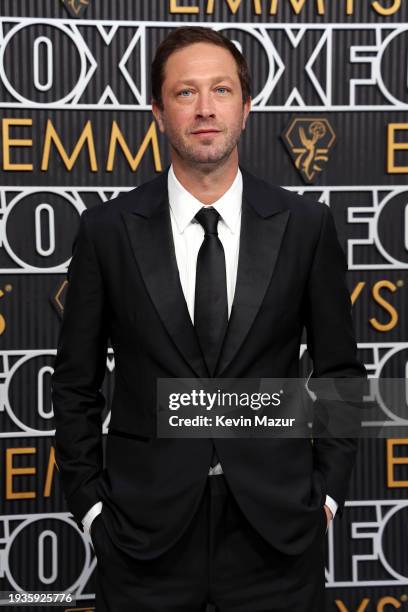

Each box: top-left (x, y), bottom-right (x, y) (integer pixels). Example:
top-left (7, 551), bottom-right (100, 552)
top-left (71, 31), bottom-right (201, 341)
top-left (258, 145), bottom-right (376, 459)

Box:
top-left (92, 474), bottom-right (327, 611)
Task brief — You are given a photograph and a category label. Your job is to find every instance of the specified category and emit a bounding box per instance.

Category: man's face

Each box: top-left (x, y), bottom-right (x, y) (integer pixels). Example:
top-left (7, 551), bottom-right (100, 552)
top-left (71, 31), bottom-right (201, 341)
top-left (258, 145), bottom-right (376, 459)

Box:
top-left (152, 42), bottom-right (251, 167)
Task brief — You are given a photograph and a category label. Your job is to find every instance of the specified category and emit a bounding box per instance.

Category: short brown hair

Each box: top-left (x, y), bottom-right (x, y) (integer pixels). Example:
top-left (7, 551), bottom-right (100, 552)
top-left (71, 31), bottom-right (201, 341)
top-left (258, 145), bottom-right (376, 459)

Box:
top-left (151, 26), bottom-right (251, 109)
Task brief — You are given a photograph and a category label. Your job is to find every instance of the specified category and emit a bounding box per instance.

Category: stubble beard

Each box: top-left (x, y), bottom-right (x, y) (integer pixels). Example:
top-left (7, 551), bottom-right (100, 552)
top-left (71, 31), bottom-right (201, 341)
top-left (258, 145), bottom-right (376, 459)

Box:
top-left (165, 117), bottom-right (244, 168)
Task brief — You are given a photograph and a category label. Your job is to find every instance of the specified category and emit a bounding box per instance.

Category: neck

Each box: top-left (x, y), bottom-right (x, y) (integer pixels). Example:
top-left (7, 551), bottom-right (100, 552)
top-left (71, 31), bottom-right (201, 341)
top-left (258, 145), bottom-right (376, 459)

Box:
top-left (171, 150), bottom-right (239, 205)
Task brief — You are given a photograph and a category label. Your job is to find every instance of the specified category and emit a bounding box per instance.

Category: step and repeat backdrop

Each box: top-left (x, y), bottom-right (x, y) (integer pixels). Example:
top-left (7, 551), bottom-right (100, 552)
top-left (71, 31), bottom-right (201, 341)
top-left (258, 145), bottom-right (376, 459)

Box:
top-left (0, 1), bottom-right (407, 610)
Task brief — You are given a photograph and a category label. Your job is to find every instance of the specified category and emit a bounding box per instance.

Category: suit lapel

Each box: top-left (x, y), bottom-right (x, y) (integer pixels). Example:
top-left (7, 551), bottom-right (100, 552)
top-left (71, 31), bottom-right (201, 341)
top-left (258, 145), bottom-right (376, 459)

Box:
top-left (121, 173), bottom-right (208, 378)
top-left (120, 167), bottom-right (290, 379)
top-left (215, 171), bottom-right (291, 376)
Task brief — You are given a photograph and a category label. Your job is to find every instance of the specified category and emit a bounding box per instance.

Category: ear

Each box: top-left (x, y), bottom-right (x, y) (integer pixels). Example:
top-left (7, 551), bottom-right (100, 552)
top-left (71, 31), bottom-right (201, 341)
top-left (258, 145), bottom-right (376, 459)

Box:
top-left (241, 97), bottom-right (251, 130)
top-left (151, 100), bottom-right (165, 133)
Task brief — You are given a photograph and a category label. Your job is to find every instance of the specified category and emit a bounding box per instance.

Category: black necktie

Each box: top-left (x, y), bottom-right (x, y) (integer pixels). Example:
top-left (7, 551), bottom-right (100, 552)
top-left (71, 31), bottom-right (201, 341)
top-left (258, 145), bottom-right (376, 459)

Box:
top-left (194, 207), bottom-right (228, 468)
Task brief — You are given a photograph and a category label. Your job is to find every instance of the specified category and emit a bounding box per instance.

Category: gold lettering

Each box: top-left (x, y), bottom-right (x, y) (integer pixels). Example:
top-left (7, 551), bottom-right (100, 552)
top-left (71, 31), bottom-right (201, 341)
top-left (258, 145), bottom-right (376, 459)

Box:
top-left (370, 280), bottom-right (398, 332)
top-left (270, 0), bottom-right (325, 15)
top-left (350, 281), bottom-right (365, 305)
top-left (107, 121), bottom-right (162, 172)
top-left (6, 447), bottom-right (36, 500)
top-left (372, 0), bottom-right (401, 16)
top-left (43, 446), bottom-right (56, 498)
top-left (334, 598), bottom-right (370, 612)
top-left (387, 123), bottom-right (408, 173)
top-left (206, 0), bottom-right (262, 14)
top-left (0, 288), bottom-right (7, 335)
top-left (386, 439), bottom-right (408, 488)
top-left (41, 119), bottom-right (98, 171)
top-left (2, 118), bottom-right (33, 171)
top-left (378, 596), bottom-right (402, 610)
top-left (346, 0), bottom-right (354, 14)
top-left (169, 0), bottom-right (199, 13)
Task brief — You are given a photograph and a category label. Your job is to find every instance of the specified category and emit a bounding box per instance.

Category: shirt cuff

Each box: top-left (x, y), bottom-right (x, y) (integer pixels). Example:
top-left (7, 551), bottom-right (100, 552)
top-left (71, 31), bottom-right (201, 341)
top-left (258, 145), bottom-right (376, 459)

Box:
top-left (82, 501), bottom-right (103, 534)
top-left (324, 494), bottom-right (338, 519)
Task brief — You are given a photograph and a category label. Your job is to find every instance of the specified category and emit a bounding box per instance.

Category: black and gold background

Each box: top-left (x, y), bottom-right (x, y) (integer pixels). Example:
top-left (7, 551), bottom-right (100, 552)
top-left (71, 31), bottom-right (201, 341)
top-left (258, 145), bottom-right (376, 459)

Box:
top-left (0, 1), bottom-right (407, 610)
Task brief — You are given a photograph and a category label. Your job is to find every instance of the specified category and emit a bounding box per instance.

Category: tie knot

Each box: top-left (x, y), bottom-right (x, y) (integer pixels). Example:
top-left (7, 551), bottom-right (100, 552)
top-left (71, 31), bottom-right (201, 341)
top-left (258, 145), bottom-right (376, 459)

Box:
top-left (195, 207), bottom-right (221, 235)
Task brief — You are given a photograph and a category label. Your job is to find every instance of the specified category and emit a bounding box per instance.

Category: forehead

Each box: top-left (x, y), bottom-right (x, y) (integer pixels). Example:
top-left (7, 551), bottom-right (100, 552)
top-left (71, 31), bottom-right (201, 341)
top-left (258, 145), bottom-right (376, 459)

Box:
top-left (163, 42), bottom-right (239, 84)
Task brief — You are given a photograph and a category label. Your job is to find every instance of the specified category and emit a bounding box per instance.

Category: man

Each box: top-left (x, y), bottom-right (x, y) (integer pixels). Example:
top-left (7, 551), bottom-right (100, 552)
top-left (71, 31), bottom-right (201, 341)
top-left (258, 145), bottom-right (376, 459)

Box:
top-left (52, 26), bottom-right (366, 611)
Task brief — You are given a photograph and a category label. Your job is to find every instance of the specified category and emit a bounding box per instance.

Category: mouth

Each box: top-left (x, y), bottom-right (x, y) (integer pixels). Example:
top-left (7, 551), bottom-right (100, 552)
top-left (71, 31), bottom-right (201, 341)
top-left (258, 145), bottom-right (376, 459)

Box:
top-left (191, 129), bottom-right (221, 135)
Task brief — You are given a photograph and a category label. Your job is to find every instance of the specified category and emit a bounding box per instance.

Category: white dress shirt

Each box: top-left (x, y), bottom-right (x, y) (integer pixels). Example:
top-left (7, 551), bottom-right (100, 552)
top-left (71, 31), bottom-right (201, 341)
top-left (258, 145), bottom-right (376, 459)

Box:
top-left (82, 164), bottom-right (337, 535)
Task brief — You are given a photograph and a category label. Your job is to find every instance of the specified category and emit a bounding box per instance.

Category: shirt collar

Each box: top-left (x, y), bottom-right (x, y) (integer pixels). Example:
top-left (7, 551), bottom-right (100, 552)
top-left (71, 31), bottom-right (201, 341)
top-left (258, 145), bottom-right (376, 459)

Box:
top-left (168, 164), bottom-right (242, 234)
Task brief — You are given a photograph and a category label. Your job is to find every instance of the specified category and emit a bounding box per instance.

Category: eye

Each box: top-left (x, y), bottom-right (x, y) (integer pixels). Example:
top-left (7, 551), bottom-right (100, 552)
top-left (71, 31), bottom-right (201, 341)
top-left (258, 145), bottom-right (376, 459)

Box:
top-left (215, 86), bottom-right (229, 94)
top-left (178, 89), bottom-right (192, 97)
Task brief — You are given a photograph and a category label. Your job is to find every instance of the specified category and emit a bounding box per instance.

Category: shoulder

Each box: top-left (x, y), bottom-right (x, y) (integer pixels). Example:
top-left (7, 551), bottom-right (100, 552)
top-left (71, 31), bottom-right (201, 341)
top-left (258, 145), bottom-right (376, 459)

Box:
top-left (82, 170), bottom-right (168, 227)
top-left (241, 166), bottom-right (328, 228)
top-left (274, 183), bottom-right (326, 216)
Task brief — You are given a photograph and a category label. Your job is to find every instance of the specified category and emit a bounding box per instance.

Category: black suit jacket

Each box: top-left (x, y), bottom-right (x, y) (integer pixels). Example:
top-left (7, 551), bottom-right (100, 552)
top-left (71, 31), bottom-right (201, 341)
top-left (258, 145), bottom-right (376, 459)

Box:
top-left (51, 167), bottom-right (366, 560)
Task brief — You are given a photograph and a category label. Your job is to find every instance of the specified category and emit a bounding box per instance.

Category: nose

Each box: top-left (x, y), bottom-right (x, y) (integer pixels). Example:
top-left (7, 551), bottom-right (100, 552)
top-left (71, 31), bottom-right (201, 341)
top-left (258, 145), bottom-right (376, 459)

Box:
top-left (195, 90), bottom-right (216, 119)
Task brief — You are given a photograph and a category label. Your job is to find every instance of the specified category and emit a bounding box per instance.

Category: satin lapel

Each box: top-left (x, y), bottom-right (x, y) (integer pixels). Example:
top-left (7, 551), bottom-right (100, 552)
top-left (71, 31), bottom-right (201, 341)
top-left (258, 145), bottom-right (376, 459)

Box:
top-left (121, 204), bottom-right (209, 378)
top-left (215, 197), bottom-right (290, 377)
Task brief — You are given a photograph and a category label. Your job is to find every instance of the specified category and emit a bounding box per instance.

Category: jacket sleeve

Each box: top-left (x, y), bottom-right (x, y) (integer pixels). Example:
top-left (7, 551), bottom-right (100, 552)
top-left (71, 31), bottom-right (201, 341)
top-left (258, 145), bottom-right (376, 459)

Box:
top-left (51, 209), bottom-right (109, 531)
top-left (305, 203), bottom-right (367, 517)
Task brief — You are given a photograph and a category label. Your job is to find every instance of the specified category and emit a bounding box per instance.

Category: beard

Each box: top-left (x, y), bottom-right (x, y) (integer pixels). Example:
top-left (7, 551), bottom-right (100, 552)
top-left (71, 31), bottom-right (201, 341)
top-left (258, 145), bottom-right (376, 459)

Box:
top-left (163, 115), bottom-right (244, 167)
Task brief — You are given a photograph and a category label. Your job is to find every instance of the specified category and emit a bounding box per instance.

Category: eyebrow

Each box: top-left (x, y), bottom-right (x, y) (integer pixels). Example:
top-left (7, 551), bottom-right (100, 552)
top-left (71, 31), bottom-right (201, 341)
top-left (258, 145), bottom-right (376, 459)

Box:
top-left (173, 76), bottom-right (235, 87)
